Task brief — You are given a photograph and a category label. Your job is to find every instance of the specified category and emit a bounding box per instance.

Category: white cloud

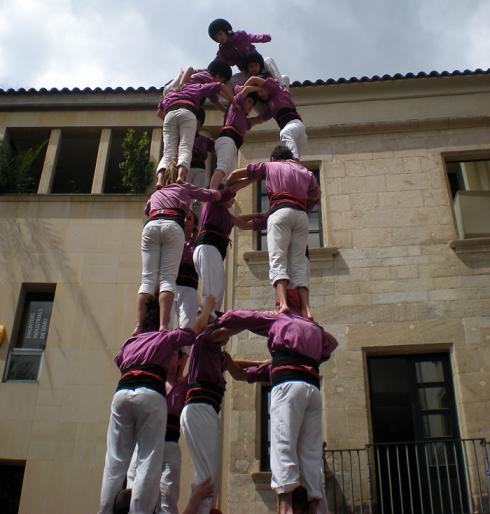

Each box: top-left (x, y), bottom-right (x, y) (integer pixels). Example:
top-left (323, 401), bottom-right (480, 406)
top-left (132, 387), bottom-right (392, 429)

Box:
top-left (0, 0), bottom-right (488, 90)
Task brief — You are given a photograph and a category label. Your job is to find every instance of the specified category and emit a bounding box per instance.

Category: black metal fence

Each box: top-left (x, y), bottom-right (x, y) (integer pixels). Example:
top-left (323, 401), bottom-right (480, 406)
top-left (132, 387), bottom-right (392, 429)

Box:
top-left (323, 439), bottom-right (490, 514)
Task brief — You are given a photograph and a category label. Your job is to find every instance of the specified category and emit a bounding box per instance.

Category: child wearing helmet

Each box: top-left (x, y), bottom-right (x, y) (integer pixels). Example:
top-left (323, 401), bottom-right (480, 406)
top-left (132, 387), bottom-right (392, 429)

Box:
top-left (208, 18), bottom-right (271, 72)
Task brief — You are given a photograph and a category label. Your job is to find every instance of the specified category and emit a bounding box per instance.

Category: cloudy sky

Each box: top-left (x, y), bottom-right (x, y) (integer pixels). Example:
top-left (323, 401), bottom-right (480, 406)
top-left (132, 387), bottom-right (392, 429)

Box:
top-left (0, 0), bottom-right (489, 90)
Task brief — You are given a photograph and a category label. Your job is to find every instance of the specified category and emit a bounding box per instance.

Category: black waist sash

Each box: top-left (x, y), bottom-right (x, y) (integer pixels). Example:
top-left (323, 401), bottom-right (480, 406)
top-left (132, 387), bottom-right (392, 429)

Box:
top-left (176, 262), bottom-right (198, 289)
top-left (271, 351), bottom-right (320, 389)
top-left (165, 413), bottom-right (181, 442)
top-left (219, 125), bottom-right (243, 149)
top-left (190, 159), bottom-right (206, 169)
top-left (166, 99), bottom-right (197, 115)
top-left (117, 364), bottom-right (167, 397)
top-left (185, 381), bottom-right (225, 414)
top-left (275, 107), bottom-right (302, 130)
top-left (196, 223), bottom-right (230, 260)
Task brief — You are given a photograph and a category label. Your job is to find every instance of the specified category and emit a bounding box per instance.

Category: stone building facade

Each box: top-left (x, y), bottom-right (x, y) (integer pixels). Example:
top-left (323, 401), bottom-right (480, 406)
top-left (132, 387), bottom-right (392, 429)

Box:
top-left (0, 69), bottom-right (489, 513)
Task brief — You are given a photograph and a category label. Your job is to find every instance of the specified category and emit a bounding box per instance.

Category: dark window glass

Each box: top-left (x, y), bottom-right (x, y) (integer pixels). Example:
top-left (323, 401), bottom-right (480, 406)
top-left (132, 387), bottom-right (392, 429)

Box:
top-left (0, 461), bottom-right (25, 514)
top-left (51, 129), bottom-right (99, 193)
top-left (260, 385), bottom-right (272, 471)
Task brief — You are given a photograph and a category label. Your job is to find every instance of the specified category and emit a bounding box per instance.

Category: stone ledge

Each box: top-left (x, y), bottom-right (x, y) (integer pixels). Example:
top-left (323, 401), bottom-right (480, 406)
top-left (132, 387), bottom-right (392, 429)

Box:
top-left (449, 237), bottom-right (490, 253)
top-left (251, 471), bottom-right (272, 489)
top-left (243, 247), bottom-right (339, 265)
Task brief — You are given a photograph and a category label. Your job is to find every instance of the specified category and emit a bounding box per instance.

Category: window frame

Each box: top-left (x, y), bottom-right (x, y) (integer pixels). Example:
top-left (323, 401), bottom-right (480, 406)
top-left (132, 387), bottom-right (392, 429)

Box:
top-left (443, 152), bottom-right (490, 240)
top-left (3, 285), bottom-right (56, 383)
top-left (260, 385), bottom-right (272, 472)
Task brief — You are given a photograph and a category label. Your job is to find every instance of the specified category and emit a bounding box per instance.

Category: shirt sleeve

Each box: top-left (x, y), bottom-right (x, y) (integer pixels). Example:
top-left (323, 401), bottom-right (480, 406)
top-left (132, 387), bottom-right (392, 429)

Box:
top-left (246, 162), bottom-right (267, 180)
top-left (321, 329), bottom-right (339, 362)
top-left (247, 32), bottom-right (272, 43)
top-left (217, 309), bottom-right (275, 337)
top-left (306, 172), bottom-right (321, 212)
top-left (186, 183), bottom-right (221, 202)
top-left (246, 362), bottom-right (271, 383)
top-left (261, 77), bottom-right (280, 95)
top-left (166, 327), bottom-right (197, 350)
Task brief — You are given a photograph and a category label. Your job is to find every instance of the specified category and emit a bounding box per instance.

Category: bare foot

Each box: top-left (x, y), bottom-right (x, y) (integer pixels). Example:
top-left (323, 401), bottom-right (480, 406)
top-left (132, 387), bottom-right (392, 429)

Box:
top-left (300, 308), bottom-right (314, 320)
top-left (276, 303), bottom-right (289, 314)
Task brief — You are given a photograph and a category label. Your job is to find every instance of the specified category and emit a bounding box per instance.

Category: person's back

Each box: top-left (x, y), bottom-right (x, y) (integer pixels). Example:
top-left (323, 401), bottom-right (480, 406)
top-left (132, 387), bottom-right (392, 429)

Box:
top-left (264, 160), bottom-right (314, 198)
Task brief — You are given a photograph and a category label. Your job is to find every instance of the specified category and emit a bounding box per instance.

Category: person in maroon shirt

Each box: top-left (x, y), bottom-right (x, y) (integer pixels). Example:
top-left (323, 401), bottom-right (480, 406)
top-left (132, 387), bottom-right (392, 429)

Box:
top-left (188, 108), bottom-right (215, 190)
top-left (209, 87), bottom-right (264, 189)
top-left (135, 163), bottom-right (225, 336)
top-left (193, 186), bottom-right (264, 318)
top-left (156, 61), bottom-right (235, 185)
top-left (97, 296), bottom-right (215, 514)
top-left (214, 307), bottom-right (338, 514)
top-left (240, 75), bottom-right (307, 159)
top-left (208, 18), bottom-right (271, 72)
top-left (227, 145), bottom-right (320, 319)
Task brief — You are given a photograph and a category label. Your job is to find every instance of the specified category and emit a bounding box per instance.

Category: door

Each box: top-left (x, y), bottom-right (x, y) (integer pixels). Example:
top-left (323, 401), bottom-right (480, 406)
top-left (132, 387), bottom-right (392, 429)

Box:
top-left (367, 353), bottom-right (467, 514)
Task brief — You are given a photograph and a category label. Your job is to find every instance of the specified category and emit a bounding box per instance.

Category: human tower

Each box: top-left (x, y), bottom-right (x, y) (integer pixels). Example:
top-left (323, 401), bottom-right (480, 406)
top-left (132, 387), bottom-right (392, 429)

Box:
top-left (97, 18), bottom-right (338, 514)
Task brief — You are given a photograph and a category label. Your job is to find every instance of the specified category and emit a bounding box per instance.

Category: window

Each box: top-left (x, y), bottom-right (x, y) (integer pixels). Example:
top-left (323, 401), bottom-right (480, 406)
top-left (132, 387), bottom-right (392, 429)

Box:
top-left (260, 385), bottom-right (272, 471)
top-left (51, 128), bottom-right (99, 193)
top-left (0, 460), bottom-right (25, 514)
top-left (257, 167), bottom-right (323, 250)
top-left (4, 288), bottom-right (55, 382)
top-left (367, 353), bottom-right (465, 513)
top-left (104, 128), bottom-right (154, 193)
top-left (445, 157), bottom-right (490, 239)
top-left (368, 353), bottom-right (459, 442)
top-left (1, 128), bottom-right (49, 194)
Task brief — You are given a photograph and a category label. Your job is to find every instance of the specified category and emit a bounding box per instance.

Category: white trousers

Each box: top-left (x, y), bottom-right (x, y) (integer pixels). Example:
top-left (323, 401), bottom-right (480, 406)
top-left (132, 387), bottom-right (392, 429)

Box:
top-left (267, 207), bottom-right (309, 287)
top-left (193, 244), bottom-right (225, 312)
top-left (187, 167), bottom-right (209, 188)
top-left (280, 118), bottom-right (307, 159)
top-left (181, 403), bottom-right (221, 514)
top-left (139, 220), bottom-right (185, 295)
top-left (214, 136), bottom-right (238, 179)
top-left (174, 285), bottom-right (199, 329)
top-left (98, 388), bottom-right (167, 514)
top-left (270, 381), bottom-right (323, 500)
top-left (159, 108), bottom-right (197, 172)
top-left (127, 440), bottom-right (182, 514)
top-left (159, 441), bottom-right (182, 514)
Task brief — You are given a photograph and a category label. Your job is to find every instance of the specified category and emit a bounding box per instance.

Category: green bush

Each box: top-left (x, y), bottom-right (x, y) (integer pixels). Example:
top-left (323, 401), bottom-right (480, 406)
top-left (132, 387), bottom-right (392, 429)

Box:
top-left (119, 129), bottom-right (155, 194)
top-left (0, 139), bottom-right (47, 194)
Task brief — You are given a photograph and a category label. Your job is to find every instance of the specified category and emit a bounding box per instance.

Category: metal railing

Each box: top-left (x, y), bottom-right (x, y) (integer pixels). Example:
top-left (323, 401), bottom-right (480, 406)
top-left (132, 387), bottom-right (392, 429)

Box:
top-left (323, 439), bottom-right (490, 514)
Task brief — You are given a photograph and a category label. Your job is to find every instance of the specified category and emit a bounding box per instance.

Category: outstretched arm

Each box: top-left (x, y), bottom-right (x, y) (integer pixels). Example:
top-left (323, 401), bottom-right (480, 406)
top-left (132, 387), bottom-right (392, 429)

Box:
top-left (242, 76), bottom-right (266, 88)
top-left (223, 351), bottom-right (248, 381)
top-left (248, 115), bottom-right (265, 127)
top-left (218, 84), bottom-right (239, 107)
top-left (179, 66), bottom-right (195, 87)
top-left (226, 167), bottom-right (249, 187)
top-left (231, 212), bottom-right (265, 231)
top-left (210, 326), bottom-right (243, 342)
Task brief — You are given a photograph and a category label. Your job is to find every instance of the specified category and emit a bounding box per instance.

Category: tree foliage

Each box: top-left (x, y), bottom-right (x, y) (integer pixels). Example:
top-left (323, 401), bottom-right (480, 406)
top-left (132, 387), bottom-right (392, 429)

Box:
top-left (0, 139), bottom-right (47, 194)
top-left (119, 129), bottom-right (155, 194)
